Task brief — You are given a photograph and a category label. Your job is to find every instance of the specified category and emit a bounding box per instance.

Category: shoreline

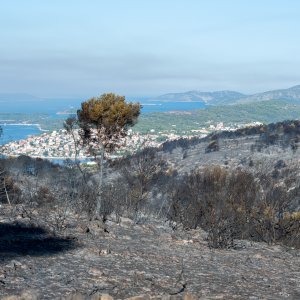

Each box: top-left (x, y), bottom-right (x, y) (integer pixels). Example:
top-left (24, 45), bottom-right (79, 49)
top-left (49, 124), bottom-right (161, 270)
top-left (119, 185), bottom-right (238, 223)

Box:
top-left (0, 123), bottom-right (49, 132)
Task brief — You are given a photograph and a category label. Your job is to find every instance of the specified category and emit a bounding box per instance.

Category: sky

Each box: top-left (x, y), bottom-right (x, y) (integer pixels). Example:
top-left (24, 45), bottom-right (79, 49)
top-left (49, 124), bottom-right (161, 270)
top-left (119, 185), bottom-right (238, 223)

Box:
top-left (1, 0), bottom-right (300, 98)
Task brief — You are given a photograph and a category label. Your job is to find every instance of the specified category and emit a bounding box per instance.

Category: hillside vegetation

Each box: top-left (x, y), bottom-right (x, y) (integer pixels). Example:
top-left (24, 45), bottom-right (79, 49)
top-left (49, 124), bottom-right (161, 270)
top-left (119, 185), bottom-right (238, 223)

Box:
top-left (1, 100), bottom-right (300, 136)
top-left (134, 100), bottom-right (300, 133)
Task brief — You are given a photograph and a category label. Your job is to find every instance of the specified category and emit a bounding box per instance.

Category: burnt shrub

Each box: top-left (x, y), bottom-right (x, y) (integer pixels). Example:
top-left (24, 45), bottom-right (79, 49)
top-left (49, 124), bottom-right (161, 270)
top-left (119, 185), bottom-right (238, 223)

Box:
top-left (168, 166), bottom-right (300, 248)
top-left (168, 167), bottom-right (258, 248)
top-left (205, 140), bottom-right (219, 153)
top-left (278, 212), bottom-right (300, 248)
top-left (249, 184), bottom-right (291, 245)
top-left (35, 186), bottom-right (56, 207)
top-left (251, 120), bottom-right (300, 151)
top-left (274, 160), bottom-right (287, 169)
top-left (120, 148), bottom-right (168, 216)
top-left (161, 137), bottom-right (203, 153)
top-left (0, 169), bottom-right (21, 204)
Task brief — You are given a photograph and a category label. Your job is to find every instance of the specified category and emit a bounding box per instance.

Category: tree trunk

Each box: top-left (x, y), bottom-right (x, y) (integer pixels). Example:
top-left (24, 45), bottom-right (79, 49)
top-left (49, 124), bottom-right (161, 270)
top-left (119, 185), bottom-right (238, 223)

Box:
top-left (95, 146), bottom-right (104, 219)
top-left (71, 131), bottom-right (87, 183)
top-left (3, 177), bottom-right (11, 207)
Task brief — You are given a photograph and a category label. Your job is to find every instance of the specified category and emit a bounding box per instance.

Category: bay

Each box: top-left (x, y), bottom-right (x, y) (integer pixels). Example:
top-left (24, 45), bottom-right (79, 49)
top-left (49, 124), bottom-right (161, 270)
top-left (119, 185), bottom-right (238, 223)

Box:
top-left (0, 124), bottom-right (42, 145)
top-left (0, 101), bottom-right (207, 145)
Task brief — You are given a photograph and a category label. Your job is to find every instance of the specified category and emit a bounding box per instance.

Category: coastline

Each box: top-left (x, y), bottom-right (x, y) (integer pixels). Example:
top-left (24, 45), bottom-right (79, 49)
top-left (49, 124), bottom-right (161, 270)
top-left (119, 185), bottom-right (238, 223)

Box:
top-left (0, 123), bottom-right (49, 132)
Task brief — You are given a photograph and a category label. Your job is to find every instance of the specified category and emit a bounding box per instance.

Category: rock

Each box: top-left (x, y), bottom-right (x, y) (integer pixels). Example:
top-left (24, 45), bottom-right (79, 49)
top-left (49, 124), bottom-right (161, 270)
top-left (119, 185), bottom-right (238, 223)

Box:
top-left (0, 270), bottom-right (6, 280)
top-left (88, 268), bottom-right (105, 277)
top-left (125, 295), bottom-right (150, 300)
top-left (100, 295), bottom-right (114, 300)
top-left (159, 233), bottom-right (172, 241)
top-left (161, 293), bottom-right (198, 300)
top-left (99, 248), bottom-right (111, 255)
top-left (105, 220), bottom-right (115, 227)
top-left (183, 292), bottom-right (197, 300)
top-left (65, 292), bottom-right (86, 300)
top-left (119, 217), bottom-right (134, 227)
top-left (20, 290), bottom-right (39, 300)
top-left (161, 296), bottom-right (181, 300)
top-left (5, 260), bottom-right (23, 270)
top-left (1, 296), bottom-right (19, 300)
top-left (1, 290), bottom-right (39, 300)
top-left (86, 220), bottom-right (108, 236)
top-left (88, 293), bottom-right (114, 300)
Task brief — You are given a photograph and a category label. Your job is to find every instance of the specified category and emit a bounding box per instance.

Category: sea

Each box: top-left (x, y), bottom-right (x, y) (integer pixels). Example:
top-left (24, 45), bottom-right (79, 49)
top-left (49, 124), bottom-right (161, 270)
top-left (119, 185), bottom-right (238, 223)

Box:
top-left (0, 100), bottom-right (206, 145)
top-left (0, 124), bottom-right (41, 145)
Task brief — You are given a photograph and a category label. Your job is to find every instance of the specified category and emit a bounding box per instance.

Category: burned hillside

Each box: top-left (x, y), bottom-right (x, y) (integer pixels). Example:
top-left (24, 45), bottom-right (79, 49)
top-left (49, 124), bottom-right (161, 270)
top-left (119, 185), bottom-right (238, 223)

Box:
top-left (0, 120), bottom-right (300, 298)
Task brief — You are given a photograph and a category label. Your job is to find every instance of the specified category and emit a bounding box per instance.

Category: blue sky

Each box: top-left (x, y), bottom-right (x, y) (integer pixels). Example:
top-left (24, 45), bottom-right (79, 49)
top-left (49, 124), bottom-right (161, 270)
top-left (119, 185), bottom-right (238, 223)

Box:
top-left (1, 0), bottom-right (300, 97)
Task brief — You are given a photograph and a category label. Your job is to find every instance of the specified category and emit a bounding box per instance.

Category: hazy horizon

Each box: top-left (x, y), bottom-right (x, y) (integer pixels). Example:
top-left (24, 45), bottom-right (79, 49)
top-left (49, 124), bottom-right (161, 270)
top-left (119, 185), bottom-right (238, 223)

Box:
top-left (1, 83), bottom-right (300, 101)
top-left (1, 0), bottom-right (300, 98)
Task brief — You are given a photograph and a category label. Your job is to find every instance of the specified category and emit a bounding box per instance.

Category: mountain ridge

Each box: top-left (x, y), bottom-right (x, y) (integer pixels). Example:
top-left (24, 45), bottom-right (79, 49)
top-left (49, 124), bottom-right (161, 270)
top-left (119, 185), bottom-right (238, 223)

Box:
top-left (149, 85), bottom-right (300, 105)
top-left (150, 90), bottom-right (247, 105)
top-left (2, 85), bottom-right (300, 107)
top-left (235, 85), bottom-right (300, 104)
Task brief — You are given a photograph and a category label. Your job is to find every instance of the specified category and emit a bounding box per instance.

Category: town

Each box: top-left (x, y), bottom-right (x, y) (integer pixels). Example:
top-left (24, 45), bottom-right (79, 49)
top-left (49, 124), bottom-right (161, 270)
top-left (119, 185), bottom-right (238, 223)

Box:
top-left (0, 121), bottom-right (262, 160)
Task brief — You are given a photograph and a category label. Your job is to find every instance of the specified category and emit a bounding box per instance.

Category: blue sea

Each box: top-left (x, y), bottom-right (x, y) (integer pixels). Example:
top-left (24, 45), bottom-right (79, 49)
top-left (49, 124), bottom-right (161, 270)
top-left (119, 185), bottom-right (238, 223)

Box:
top-left (0, 124), bottom-right (42, 145)
top-left (0, 100), bottom-right (206, 145)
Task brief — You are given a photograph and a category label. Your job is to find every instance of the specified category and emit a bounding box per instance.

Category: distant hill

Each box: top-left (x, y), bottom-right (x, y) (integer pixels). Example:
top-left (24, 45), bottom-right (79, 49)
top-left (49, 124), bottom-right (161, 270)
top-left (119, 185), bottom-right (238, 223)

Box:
top-left (234, 85), bottom-right (300, 104)
top-left (149, 85), bottom-right (300, 105)
top-left (151, 90), bottom-right (247, 105)
top-left (3, 85), bottom-right (300, 112)
top-left (134, 99), bottom-right (300, 134)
